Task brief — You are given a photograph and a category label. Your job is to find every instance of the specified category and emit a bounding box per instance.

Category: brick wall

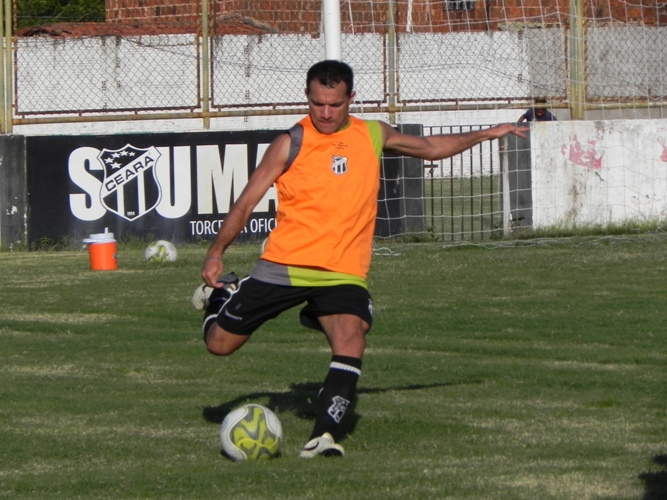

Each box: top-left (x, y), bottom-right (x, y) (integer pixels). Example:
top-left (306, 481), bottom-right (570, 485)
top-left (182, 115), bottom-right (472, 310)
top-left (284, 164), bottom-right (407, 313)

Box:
top-left (106, 0), bottom-right (665, 33)
top-left (106, 0), bottom-right (199, 23)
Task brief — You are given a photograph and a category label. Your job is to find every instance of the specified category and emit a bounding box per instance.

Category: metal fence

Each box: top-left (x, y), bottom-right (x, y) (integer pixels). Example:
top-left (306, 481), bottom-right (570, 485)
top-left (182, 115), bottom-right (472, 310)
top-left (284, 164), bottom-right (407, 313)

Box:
top-left (376, 124), bottom-right (505, 242)
top-left (422, 125), bottom-right (503, 241)
top-left (4, 5), bottom-right (667, 129)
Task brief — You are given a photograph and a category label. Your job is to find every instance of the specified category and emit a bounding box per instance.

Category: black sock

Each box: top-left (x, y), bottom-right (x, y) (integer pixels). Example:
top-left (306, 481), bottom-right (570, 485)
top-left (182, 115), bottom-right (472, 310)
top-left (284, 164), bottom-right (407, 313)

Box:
top-left (309, 355), bottom-right (362, 440)
top-left (202, 287), bottom-right (232, 340)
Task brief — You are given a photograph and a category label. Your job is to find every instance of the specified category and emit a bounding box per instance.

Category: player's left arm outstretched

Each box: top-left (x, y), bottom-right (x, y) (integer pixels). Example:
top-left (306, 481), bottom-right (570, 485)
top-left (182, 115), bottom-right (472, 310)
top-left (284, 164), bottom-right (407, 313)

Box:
top-left (201, 133), bottom-right (290, 288)
top-left (380, 122), bottom-right (528, 161)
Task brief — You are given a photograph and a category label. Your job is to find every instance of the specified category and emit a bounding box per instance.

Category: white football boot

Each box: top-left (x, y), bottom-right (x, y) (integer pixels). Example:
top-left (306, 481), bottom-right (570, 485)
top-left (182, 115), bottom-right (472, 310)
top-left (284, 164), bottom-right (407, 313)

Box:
top-left (191, 273), bottom-right (238, 311)
top-left (299, 432), bottom-right (344, 458)
top-left (191, 284), bottom-right (213, 311)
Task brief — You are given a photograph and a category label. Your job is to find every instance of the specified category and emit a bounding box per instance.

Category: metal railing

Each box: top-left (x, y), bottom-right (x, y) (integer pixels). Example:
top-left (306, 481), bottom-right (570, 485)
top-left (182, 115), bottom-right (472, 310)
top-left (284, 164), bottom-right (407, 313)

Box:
top-left (3, 0), bottom-right (667, 132)
top-left (423, 125), bottom-right (503, 241)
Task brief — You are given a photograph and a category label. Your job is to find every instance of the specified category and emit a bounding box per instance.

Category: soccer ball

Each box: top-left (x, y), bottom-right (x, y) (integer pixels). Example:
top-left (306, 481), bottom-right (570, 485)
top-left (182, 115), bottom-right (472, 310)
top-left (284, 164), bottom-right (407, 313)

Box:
top-left (145, 240), bottom-right (177, 263)
top-left (220, 404), bottom-right (282, 461)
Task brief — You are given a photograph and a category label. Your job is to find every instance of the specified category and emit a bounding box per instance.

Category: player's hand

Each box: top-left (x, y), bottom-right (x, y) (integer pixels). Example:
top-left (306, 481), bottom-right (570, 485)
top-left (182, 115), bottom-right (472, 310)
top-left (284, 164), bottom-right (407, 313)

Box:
top-left (489, 123), bottom-right (529, 139)
top-left (511, 124), bottom-right (529, 138)
top-left (201, 256), bottom-right (224, 288)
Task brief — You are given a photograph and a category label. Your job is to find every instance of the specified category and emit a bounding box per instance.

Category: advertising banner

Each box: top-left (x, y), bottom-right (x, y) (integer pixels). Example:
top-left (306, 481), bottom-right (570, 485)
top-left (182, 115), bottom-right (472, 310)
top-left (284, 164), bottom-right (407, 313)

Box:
top-left (26, 130), bottom-right (282, 244)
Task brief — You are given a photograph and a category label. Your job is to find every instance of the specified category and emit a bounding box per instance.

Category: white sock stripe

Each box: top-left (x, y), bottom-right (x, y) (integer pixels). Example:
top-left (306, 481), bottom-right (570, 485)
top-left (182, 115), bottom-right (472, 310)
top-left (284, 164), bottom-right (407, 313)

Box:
top-left (330, 361), bottom-right (361, 376)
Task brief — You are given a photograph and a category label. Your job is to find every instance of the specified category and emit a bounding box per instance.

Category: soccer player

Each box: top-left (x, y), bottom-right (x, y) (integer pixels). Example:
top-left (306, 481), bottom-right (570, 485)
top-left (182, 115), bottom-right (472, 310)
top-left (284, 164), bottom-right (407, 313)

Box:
top-left (194, 60), bottom-right (527, 458)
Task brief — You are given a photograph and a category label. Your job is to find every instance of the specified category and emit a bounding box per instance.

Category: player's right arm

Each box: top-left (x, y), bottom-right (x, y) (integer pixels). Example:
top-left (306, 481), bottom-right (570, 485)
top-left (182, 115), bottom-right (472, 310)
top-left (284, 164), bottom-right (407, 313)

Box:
top-left (201, 132), bottom-right (290, 287)
top-left (379, 121), bottom-right (527, 161)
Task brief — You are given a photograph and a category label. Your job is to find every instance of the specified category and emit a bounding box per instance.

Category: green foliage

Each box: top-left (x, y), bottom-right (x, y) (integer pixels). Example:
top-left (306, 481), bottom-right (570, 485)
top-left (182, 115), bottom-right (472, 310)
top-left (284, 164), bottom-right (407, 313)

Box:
top-left (0, 239), bottom-right (665, 499)
top-left (32, 234), bottom-right (73, 251)
top-left (16, 0), bottom-right (105, 28)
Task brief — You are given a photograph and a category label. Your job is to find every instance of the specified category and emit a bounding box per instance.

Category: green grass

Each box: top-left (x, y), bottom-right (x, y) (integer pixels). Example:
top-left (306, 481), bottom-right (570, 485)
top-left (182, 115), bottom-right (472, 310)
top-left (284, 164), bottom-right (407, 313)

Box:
top-left (424, 176), bottom-right (503, 241)
top-left (1, 238), bottom-right (666, 499)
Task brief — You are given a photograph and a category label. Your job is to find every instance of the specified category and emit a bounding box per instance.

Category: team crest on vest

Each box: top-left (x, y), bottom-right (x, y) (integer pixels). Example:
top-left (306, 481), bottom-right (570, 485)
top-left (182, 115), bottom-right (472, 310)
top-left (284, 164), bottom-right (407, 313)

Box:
top-left (98, 144), bottom-right (162, 221)
top-left (331, 155), bottom-right (348, 175)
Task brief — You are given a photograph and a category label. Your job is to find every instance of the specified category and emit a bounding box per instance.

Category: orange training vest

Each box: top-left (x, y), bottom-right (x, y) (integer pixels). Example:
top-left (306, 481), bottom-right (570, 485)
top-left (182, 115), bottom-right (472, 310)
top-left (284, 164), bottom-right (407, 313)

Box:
top-left (261, 115), bottom-right (381, 278)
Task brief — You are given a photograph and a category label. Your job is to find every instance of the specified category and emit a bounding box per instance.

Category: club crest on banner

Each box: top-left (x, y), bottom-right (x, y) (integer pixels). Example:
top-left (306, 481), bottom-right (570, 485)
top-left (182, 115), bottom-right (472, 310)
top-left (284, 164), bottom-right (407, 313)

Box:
top-left (331, 155), bottom-right (348, 175)
top-left (98, 145), bottom-right (162, 221)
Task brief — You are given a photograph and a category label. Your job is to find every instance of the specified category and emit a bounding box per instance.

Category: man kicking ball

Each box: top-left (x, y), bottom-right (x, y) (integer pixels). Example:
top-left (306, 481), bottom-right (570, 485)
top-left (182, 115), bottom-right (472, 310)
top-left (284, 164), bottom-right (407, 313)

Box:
top-left (193, 60), bottom-right (527, 457)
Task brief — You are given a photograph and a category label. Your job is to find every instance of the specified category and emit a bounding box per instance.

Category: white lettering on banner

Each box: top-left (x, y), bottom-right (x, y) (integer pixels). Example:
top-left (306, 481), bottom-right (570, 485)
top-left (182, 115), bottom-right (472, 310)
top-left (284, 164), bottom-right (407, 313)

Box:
top-left (189, 218), bottom-right (276, 236)
top-left (196, 144), bottom-right (249, 214)
top-left (100, 153), bottom-right (154, 197)
top-left (155, 146), bottom-right (191, 218)
top-left (249, 218), bottom-right (277, 233)
top-left (68, 142), bottom-right (278, 222)
top-left (254, 143), bottom-right (277, 212)
top-left (69, 147), bottom-right (106, 221)
top-left (190, 219), bottom-right (224, 235)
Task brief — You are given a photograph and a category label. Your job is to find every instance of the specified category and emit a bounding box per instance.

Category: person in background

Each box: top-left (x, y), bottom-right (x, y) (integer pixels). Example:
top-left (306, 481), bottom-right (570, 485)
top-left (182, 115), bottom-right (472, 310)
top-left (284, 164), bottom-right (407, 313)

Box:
top-left (518, 98), bottom-right (557, 122)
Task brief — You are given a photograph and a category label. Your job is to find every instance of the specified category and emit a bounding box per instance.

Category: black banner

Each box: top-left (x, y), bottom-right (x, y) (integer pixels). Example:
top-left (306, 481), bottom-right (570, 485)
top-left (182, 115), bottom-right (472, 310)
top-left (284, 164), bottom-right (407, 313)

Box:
top-left (27, 130), bottom-right (283, 244)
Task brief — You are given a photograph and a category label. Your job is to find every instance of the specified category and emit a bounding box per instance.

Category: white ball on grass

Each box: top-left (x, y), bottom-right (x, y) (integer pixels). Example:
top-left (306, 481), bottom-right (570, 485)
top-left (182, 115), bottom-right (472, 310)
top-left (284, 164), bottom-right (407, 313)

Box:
top-left (220, 404), bottom-right (282, 461)
top-left (145, 240), bottom-right (177, 263)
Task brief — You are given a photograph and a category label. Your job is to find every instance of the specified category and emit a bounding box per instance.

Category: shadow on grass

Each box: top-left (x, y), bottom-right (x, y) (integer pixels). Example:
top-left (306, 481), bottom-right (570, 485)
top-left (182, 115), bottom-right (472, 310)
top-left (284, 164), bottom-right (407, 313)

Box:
top-left (202, 381), bottom-right (457, 441)
top-left (640, 454), bottom-right (667, 500)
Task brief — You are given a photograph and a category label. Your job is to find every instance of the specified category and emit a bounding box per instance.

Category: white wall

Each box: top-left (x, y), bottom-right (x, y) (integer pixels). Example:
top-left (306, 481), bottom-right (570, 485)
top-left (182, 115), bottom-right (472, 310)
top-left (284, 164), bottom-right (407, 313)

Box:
top-left (12, 26), bottom-right (667, 136)
top-left (531, 119), bottom-right (667, 227)
top-left (12, 30), bottom-right (549, 136)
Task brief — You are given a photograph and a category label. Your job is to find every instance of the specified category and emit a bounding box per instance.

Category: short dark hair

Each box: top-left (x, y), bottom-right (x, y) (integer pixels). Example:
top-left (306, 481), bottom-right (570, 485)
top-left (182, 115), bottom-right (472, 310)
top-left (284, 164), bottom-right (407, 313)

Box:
top-left (306, 60), bottom-right (354, 97)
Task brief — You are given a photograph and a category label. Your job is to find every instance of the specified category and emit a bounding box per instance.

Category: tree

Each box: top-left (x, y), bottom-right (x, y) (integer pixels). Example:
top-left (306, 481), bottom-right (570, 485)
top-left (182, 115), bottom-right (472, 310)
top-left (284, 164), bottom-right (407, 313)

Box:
top-left (16, 0), bottom-right (105, 29)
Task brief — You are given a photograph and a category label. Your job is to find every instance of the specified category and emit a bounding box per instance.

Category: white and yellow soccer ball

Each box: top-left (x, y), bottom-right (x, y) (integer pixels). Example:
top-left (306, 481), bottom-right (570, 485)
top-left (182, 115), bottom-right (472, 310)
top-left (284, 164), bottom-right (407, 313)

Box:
top-left (220, 404), bottom-right (282, 461)
top-left (144, 240), bottom-right (177, 263)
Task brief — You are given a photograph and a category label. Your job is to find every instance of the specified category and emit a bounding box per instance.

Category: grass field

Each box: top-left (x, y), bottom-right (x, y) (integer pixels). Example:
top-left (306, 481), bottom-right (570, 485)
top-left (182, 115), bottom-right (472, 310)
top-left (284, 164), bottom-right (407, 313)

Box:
top-left (1, 237), bottom-right (666, 499)
top-left (424, 175), bottom-right (503, 241)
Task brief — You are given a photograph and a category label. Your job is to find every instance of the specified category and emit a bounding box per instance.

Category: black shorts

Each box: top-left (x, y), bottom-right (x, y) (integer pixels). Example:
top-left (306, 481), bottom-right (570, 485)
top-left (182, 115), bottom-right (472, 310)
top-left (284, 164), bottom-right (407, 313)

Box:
top-left (216, 277), bottom-right (373, 336)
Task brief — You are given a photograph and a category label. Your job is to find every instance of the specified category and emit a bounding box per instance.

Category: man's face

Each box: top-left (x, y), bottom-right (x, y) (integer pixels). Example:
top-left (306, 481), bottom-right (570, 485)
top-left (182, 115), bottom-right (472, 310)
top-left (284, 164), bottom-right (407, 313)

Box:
top-left (306, 80), bottom-right (355, 135)
top-left (535, 107), bottom-right (546, 118)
